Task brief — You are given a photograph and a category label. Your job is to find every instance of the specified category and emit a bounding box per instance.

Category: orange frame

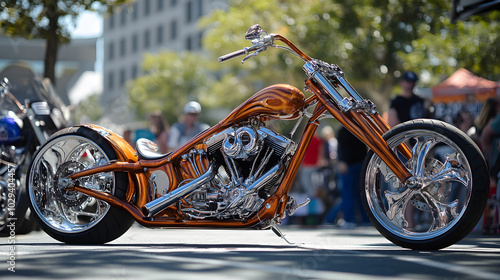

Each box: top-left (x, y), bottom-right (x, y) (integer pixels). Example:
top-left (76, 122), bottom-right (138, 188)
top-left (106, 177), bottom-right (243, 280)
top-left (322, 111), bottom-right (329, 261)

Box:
top-left (64, 34), bottom-right (415, 229)
top-left (67, 82), bottom-right (412, 229)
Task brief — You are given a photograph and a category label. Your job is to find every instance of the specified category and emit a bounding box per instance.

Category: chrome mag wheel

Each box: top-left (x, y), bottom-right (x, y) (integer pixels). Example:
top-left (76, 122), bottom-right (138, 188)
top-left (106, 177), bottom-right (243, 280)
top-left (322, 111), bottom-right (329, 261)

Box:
top-left (361, 119), bottom-right (488, 250)
top-left (27, 127), bottom-right (133, 244)
top-left (29, 135), bottom-right (114, 233)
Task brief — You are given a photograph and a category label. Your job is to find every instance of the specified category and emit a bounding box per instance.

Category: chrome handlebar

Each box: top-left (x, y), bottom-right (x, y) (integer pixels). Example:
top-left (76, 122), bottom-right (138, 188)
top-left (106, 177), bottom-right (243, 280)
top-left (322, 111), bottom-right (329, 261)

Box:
top-left (218, 33), bottom-right (274, 64)
top-left (218, 24), bottom-right (377, 114)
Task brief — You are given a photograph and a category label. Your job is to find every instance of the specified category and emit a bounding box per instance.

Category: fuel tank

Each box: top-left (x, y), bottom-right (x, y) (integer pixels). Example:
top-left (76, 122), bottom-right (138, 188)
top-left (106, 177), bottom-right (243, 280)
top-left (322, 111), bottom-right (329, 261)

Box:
top-left (218, 84), bottom-right (305, 127)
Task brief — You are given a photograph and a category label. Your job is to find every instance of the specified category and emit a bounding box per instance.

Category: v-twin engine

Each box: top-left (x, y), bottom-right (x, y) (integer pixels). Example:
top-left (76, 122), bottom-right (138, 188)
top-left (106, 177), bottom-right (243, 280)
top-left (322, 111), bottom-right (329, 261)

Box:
top-left (179, 124), bottom-right (296, 220)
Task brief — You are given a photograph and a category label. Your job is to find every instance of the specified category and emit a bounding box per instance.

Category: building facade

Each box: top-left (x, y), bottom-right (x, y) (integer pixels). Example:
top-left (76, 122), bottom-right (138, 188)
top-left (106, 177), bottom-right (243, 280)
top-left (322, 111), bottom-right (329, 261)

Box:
top-left (0, 35), bottom-right (97, 105)
top-left (102, 0), bottom-right (226, 121)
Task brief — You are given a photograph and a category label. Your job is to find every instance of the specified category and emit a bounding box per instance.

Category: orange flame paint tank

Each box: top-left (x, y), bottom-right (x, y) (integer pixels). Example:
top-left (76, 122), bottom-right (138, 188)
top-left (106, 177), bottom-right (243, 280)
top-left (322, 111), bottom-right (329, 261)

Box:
top-left (218, 84), bottom-right (305, 126)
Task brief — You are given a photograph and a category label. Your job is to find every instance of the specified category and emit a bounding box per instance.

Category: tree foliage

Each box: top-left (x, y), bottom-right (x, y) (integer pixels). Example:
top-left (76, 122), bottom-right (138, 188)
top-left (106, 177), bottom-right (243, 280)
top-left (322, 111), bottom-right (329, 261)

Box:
top-left (127, 51), bottom-right (215, 124)
top-left (72, 93), bottom-right (103, 123)
top-left (0, 0), bottom-right (130, 83)
top-left (399, 10), bottom-right (500, 83)
top-left (128, 0), bottom-right (500, 118)
top-left (201, 0), bottom-right (500, 109)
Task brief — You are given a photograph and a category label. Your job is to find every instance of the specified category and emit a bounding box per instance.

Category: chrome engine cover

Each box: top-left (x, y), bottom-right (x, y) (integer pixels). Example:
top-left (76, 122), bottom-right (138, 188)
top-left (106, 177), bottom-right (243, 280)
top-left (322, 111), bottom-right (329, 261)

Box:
top-left (180, 124), bottom-right (296, 220)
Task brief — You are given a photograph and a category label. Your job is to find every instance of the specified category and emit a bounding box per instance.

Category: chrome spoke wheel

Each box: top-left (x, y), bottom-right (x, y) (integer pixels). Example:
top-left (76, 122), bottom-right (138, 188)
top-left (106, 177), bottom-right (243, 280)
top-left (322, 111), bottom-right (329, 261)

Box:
top-left (29, 135), bottom-right (115, 234)
top-left (366, 130), bottom-right (471, 238)
top-left (361, 120), bottom-right (488, 250)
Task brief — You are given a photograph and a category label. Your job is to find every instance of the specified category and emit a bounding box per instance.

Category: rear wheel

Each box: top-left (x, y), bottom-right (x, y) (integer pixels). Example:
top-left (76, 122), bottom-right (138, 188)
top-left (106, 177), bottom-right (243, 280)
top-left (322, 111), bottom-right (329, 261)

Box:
top-left (361, 119), bottom-right (488, 250)
top-left (27, 127), bottom-right (134, 244)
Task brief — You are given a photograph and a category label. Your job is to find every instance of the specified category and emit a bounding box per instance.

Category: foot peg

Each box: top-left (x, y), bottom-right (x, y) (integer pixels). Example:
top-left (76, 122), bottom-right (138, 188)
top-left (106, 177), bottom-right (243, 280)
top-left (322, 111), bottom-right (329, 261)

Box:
top-left (286, 196), bottom-right (310, 216)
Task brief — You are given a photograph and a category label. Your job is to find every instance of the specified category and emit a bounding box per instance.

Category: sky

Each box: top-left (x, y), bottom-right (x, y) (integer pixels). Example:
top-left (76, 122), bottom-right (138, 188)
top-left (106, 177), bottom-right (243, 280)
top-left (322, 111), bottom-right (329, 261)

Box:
top-left (66, 11), bottom-right (104, 104)
top-left (69, 11), bottom-right (103, 39)
top-left (66, 11), bottom-right (104, 74)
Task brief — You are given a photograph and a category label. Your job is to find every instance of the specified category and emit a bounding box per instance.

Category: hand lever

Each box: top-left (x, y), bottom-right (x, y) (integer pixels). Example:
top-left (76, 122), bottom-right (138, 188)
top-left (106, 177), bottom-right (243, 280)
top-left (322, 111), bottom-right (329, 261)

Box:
top-left (241, 49), bottom-right (263, 64)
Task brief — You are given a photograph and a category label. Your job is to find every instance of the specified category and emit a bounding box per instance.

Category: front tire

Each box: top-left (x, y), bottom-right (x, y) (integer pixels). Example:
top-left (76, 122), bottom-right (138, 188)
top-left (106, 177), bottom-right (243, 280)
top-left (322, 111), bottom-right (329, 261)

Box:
top-left (27, 127), bottom-right (134, 244)
top-left (361, 119), bottom-right (488, 250)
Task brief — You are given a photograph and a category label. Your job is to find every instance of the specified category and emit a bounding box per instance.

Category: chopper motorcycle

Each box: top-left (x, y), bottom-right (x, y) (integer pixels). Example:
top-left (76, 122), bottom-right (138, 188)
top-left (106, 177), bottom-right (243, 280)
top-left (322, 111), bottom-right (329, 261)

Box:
top-left (1, 73), bottom-right (69, 235)
top-left (26, 25), bottom-right (488, 250)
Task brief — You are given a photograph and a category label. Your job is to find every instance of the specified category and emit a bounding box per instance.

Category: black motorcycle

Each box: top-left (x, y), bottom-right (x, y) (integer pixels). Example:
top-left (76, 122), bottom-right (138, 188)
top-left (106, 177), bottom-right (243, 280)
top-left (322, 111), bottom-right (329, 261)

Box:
top-left (0, 65), bottom-right (70, 235)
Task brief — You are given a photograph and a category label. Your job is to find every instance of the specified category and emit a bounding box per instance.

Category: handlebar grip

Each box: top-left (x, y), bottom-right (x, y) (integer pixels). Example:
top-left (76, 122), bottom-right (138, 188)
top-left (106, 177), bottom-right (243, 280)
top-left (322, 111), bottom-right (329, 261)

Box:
top-left (218, 49), bottom-right (246, 62)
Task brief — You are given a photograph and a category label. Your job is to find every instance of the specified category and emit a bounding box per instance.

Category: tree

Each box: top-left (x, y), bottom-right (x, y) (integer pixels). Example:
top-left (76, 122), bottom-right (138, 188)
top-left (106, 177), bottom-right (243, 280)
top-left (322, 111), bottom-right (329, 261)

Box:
top-left (0, 0), bottom-right (130, 84)
top-left (201, 0), bottom-right (500, 110)
top-left (399, 10), bottom-right (500, 84)
top-left (72, 93), bottom-right (103, 123)
top-left (128, 51), bottom-right (215, 124)
top-left (127, 0), bottom-right (499, 121)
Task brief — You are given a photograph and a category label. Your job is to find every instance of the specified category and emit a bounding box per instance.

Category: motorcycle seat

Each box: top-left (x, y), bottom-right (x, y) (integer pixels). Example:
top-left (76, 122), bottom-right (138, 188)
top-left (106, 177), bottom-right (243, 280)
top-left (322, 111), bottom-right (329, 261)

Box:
top-left (136, 138), bottom-right (169, 160)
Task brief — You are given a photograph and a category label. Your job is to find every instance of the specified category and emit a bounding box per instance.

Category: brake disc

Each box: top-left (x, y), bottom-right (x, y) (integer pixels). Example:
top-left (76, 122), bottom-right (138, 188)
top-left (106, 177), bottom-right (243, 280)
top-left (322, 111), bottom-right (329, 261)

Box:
top-left (54, 161), bottom-right (88, 207)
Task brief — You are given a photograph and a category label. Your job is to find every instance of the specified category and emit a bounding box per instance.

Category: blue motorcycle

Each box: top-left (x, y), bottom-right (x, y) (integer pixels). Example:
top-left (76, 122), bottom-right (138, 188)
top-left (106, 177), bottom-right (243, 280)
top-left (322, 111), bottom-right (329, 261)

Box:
top-left (0, 66), bottom-right (70, 235)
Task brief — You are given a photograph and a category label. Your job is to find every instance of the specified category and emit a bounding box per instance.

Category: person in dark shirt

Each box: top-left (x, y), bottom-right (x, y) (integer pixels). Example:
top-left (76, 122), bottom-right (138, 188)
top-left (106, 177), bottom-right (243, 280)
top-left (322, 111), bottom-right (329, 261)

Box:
top-left (388, 71), bottom-right (425, 127)
top-left (325, 127), bottom-right (369, 228)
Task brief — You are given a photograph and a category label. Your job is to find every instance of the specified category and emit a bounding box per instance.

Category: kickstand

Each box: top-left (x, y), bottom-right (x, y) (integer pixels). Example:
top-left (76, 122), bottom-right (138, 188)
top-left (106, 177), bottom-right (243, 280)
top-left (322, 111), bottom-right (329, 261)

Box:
top-left (271, 225), bottom-right (301, 245)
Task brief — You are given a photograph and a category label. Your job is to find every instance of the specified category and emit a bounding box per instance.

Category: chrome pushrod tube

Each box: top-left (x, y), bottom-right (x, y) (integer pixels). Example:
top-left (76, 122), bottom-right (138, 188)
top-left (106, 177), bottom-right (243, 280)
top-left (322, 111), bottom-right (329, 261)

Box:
top-left (227, 163), bottom-right (280, 209)
top-left (142, 163), bottom-right (218, 217)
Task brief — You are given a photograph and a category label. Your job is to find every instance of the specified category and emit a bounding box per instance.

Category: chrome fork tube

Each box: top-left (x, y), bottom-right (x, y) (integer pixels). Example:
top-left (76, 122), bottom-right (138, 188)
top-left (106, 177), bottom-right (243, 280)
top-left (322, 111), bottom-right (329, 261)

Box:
top-left (336, 75), bottom-right (364, 102)
top-left (303, 62), bottom-right (344, 105)
top-left (303, 61), bottom-right (365, 111)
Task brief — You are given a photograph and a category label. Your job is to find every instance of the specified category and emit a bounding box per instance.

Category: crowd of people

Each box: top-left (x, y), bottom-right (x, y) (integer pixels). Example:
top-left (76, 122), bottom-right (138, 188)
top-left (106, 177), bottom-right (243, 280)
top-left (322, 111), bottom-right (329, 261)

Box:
top-left (124, 101), bottom-right (209, 154)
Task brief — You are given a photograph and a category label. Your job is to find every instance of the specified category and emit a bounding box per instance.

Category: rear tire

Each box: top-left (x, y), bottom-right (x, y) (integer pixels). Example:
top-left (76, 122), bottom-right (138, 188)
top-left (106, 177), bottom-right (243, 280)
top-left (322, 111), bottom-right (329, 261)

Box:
top-left (27, 127), bottom-right (134, 244)
top-left (361, 119), bottom-right (488, 250)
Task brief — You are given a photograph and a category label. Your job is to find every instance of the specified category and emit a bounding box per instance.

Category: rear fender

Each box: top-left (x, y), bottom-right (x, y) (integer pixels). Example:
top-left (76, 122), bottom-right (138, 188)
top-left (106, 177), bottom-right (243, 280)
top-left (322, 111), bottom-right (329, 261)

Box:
top-left (79, 123), bottom-right (138, 162)
top-left (78, 123), bottom-right (141, 203)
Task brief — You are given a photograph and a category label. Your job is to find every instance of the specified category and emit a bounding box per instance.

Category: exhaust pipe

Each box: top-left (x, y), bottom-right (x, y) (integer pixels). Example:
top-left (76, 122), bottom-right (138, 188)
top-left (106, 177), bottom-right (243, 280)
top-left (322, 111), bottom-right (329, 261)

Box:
top-left (142, 163), bottom-right (217, 217)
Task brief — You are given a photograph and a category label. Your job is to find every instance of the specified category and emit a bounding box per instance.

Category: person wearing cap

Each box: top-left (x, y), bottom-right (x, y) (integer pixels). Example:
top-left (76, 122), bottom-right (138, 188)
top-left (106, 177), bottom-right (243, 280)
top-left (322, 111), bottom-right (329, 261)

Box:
top-left (167, 101), bottom-right (210, 151)
top-left (387, 71), bottom-right (426, 230)
top-left (388, 71), bottom-right (426, 127)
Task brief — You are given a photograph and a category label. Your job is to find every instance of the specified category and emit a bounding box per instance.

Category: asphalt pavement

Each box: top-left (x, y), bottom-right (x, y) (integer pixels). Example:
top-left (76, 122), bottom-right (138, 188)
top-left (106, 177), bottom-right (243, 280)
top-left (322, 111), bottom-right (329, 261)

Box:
top-left (2, 224), bottom-right (500, 280)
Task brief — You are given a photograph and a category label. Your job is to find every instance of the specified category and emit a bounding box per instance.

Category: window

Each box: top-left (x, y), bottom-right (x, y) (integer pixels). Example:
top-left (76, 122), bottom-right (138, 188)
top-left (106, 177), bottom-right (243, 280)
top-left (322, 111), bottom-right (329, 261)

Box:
top-left (120, 37), bottom-right (126, 57)
top-left (158, 0), bottom-right (164, 11)
top-left (131, 64), bottom-right (138, 79)
top-left (186, 1), bottom-right (192, 23)
top-left (120, 9), bottom-right (126, 25)
top-left (120, 68), bottom-right (126, 87)
top-left (132, 3), bottom-right (138, 21)
top-left (132, 34), bottom-right (138, 53)
top-left (145, 0), bottom-right (151, 16)
top-left (109, 13), bottom-right (115, 29)
top-left (170, 20), bottom-right (177, 40)
top-left (144, 30), bottom-right (151, 49)
top-left (108, 42), bottom-right (115, 61)
top-left (198, 0), bottom-right (203, 18)
top-left (108, 71), bottom-right (114, 91)
top-left (170, 0), bottom-right (177, 7)
top-left (157, 25), bottom-right (163, 45)
top-left (198, 31), bottom-right (203, 50)
top-left (186, 36), bottom-right (192, 51)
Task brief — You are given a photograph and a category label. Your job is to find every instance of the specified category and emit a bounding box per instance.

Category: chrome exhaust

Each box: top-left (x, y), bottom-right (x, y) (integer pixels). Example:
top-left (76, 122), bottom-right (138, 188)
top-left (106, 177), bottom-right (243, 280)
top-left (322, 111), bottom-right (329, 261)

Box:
top-left (142, 163), bottom-right (217, 217)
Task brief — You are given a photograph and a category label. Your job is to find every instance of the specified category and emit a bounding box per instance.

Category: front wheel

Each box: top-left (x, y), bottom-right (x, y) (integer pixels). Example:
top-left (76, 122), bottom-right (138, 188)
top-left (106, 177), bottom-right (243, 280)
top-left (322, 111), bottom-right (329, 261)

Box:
top-left (27, 127), bottom-right (134, 244)
top-left (361, 119), bottom-right (489, 250)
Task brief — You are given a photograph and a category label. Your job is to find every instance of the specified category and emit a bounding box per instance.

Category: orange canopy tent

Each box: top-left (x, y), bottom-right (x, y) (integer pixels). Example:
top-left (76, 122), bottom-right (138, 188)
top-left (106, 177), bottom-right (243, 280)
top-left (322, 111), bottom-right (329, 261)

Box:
top-left (432, 68), bottom-right (499, 103)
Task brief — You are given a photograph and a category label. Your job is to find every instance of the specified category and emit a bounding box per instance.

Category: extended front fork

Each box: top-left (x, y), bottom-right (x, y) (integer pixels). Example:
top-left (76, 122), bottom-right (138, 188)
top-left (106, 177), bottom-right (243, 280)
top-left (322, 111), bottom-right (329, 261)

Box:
top-left (304, 79), bottom-right (413, 184)
top-left (275, 79), bottom-right (413, 221)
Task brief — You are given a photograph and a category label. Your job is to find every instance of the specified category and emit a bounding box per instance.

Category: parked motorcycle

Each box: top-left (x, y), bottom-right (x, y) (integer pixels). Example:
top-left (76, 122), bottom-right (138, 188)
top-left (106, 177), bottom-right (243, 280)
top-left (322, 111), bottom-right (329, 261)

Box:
top-left (0, 68), bottom-right (70, 235)
top-left (27, 25), bottom-right (488, 250)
